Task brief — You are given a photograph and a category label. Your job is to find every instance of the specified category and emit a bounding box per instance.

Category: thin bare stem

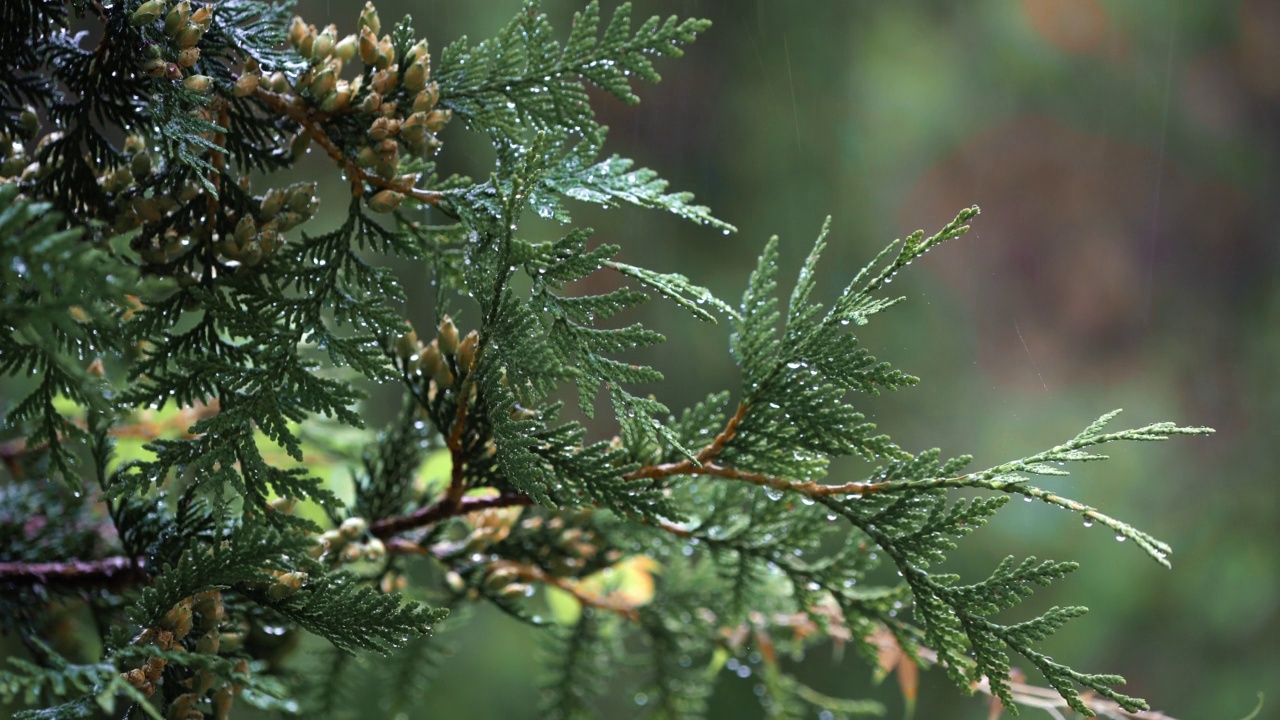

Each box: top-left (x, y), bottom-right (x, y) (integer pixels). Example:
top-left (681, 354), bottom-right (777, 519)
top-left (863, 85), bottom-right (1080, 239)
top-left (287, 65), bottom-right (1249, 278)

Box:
top-left (628, 459), bottom-right (887, 498)
top-left (489, 559), bottom-right (641, 621)
top-left (624, 401), bottom-right (886, 498)
top-left (370, 492), bottom-right (532, 539)
top-left (443, 382), bottom-right (474, 509)
top-left (0, 556), bottom-right (148, 588)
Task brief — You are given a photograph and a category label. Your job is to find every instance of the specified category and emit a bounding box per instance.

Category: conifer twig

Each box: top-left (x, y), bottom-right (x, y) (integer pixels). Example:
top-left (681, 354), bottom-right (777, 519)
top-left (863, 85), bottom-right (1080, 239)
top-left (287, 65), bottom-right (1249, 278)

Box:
top-left (253, 87), bottom-right (443, 205)
top-left (625, 401), bottom-right (887, 496)
top-left (625, 400), bottom-right (748, 483)
top-left (0, 556), bottom-right (147, 588)
top-left (489, 560), bottom-right (641, 621)
top-left (442, 382), bottom-right (474, 509)
top-left (627, 460), bottom-right (888, 497)
top-left (370, 491), bottom-right (532, 539)
top-left (698, 401), bottom-right (749, 463)
top-left (0, 494), bottom-right (533, 590)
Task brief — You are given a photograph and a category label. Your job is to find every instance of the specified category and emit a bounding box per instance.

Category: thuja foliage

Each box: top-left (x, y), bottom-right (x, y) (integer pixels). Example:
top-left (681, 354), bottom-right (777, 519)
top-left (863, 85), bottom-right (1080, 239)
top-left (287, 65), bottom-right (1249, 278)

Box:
top-left (0, 1), bottom-right (1212, 718)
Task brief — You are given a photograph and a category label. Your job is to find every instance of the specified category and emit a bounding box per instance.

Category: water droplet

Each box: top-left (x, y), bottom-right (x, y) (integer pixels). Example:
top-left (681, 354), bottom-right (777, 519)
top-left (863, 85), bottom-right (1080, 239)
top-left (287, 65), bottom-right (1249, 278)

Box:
top-left (1082, 518), bottom-right (1093, 528)
top-left (1115, 534), bottom-right (1126, 542)
top-left (634, 692), bottom-right (648, 706)
top-left (1023, 496), bottom-right (1033, 502)
top-left (763, 486), bottom-right (784, 501)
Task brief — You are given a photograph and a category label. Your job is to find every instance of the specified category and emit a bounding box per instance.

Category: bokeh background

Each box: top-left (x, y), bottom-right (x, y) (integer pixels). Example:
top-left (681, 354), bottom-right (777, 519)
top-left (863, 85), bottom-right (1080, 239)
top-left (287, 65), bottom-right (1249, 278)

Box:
top-left (216, 0), bottom-right (1280, 717)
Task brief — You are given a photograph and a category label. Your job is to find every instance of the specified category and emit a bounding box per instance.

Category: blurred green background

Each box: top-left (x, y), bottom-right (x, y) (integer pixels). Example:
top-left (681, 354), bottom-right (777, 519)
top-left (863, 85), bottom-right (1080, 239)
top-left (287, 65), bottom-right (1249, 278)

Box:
top-left (280, 0), bottom-right (1276, 717)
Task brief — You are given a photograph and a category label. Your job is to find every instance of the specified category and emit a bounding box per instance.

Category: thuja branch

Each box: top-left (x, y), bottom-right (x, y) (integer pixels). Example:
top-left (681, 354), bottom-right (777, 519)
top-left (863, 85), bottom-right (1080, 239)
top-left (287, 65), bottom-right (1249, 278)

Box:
top-left (488, 560), bottom-right (642, 622)
top-left (625, 401), bottom-right (887, 497)
top-left (0, 557), bottom-right (148, 588)
top-left (627, 460), bottom-right (888, 498)
top-left (870, 412), bottom-right (1212, 565)
top-left (442, 377), bottom-right (475, 509)
top-left (252, 87), bottom-right (444, 205)
top-left (625, 401), bottom-right (747, 480)
top-left (0, 494), bottom-right (532, 591)
top-left (370, 492), bottom-right (533, 539)
top-left (0, 1), bottom-right (1212, 717)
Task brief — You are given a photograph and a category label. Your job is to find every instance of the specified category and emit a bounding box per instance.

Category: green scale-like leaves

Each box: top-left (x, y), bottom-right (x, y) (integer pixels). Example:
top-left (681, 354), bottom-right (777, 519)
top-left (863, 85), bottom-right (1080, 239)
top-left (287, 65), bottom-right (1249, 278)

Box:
top-left (439, 1), bottom-right (709, 139)
top-left (0, 184), bottom-right (162, 484)
top-left (636, 210), bottom-right (1211, 717)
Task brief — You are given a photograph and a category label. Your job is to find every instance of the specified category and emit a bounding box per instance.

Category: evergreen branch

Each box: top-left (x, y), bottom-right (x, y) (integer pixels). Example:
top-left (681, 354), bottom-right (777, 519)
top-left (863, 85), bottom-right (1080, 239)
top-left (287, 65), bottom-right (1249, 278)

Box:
top-left (901, 642), bottom-right (1185, 720)
top-left (879, 411), bottom-right (1214, 567)
top-left (370, 492), bottom-right (534, 539)
top-left (491, 560), bottom-right (640, 621)
top-left (384, 637), bottom-right (449, 717)
top-left (352, 399), bottom-right (434, 523)
top-left (626, 400), bottom-right (747, 479)
top-left (636, 606), bottom-right (714, 719)
top-left (605, 260), bottom-right (740, 323)
top-left (0, 640), bottom-right (154, 720)
top-left (540, 613), bottom-right (607, 720)
top-left (442, 377), bottom-right (476, 508)
top-left (252, 86), bottom-right (443, 205)
top-left (0, 556), bottom-right (147, 588)
top-left (0, 492), bottom-right (535, 592)
top-left (627, 459), bottom-right (888, 498)
top-left (438, 1), bottom-right (711, 139)
top-left (244, 572), bottom-right (447, 654)
top-left (832, 206), bottom-right (980, 324)
top-left (1, 3), bottom-right (1214, 717)
top-left (769, 666), bottom-right (886, 717)
top-left (540, 144), bottom-right (736, 232)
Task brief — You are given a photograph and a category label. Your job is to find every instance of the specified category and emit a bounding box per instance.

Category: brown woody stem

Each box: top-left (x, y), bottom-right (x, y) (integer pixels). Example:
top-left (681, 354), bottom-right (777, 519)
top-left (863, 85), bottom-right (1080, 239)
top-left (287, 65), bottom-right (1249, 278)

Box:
top-left (0, 556), bottom-right (148, 588)
top-left (253, 87), bottom-right (443, 205)
top-left (370, 492), bottom-right (533, 539)
top-left (490, 559), bottom-right (641, 621)
top-left (625, 401), bottom-right (886, 498)
top-left (442, 383), bottom-right (473, 509)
